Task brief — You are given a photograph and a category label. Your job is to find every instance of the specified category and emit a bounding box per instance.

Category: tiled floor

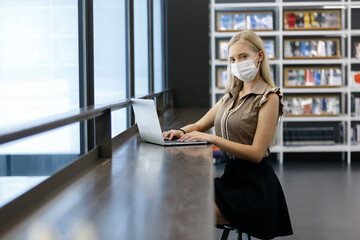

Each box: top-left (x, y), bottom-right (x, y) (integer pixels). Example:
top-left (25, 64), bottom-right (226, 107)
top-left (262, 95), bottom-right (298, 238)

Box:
top-left (213, 158), bottom-right (360, 240)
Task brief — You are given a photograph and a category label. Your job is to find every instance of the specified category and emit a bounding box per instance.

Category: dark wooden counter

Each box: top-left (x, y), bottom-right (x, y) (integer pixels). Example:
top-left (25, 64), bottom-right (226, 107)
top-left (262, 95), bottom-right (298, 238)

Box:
top-left (1, 108), bottom-right (215, 240)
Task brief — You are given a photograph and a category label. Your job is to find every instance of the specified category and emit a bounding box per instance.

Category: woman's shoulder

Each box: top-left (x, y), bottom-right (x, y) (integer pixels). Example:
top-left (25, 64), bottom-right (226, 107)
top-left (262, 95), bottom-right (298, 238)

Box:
top-left (259, 85), bottom-right (284, 116)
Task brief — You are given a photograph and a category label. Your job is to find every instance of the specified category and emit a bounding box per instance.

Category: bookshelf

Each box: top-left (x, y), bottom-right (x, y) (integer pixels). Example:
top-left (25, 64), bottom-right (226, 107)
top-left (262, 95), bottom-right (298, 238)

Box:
top-left (210, 0), bottom-right (360, 164)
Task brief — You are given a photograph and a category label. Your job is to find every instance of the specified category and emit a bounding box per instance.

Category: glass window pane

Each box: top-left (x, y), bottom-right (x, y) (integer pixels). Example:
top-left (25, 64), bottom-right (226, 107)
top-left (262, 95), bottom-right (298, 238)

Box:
top-left (134, 0), bottom-right (149, 96)
top-left (0, 123), bottom-right (80, 207)
top-left (0, 0), bottom-right (79, 154)
top-left (94, 0), bottom-right (127, 136)
top-left (0, 0), bottom-right (79, 208)
top-left (153, 0), bottom-right (163, 92)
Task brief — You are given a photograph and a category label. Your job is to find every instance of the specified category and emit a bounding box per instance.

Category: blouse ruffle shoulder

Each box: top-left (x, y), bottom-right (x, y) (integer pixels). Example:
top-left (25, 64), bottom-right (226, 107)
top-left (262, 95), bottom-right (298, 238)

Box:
top-left (259, 87), bottom-right (284, 117)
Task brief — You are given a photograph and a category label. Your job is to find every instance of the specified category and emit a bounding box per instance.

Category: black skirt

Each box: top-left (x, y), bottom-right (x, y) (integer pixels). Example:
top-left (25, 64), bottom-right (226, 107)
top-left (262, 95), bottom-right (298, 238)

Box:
top-left (215, 157), bottom-right (293, 239)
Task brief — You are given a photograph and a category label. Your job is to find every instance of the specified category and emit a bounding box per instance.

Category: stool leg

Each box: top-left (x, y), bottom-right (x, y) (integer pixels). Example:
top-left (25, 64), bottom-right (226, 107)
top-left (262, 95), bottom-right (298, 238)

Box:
top-left (221, 228), bottom-right (230, 240)
top-left (234, 229), bottom-right (242, 240)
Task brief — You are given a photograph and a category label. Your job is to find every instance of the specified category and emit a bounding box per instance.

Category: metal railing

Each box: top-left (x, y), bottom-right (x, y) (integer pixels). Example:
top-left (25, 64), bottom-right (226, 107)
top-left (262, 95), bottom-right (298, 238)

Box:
top-left (0, 89), bottom-right (173, 232)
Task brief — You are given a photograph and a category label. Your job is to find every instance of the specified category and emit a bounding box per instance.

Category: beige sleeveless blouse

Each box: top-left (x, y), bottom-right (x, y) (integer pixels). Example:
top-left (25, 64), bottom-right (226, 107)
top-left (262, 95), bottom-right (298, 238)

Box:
top-left (214, 78), bottom-right (284, 159)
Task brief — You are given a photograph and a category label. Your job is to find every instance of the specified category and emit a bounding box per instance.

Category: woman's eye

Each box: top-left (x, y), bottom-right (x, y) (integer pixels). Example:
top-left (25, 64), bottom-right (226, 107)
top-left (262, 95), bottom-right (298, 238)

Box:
top-left (230, 59), bottom-right (235, 63)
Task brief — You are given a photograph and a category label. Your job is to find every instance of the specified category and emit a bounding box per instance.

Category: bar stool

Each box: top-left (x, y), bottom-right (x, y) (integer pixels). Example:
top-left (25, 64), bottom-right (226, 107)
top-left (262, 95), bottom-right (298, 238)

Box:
top-left (217, 224), bottom-right (251, 240)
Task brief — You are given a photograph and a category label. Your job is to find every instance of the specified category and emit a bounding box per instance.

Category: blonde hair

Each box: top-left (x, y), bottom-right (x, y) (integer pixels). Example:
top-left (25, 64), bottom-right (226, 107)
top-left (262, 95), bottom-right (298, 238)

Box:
top-left (224, 30), bottom-right (275, 94)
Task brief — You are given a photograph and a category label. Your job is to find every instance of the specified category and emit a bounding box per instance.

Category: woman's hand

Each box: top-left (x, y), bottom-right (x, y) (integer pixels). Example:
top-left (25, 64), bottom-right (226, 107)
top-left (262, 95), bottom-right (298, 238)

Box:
top-left (179, 131), bottom-right (214, 143)
top-left (162, 129), bottom-right (185, 140)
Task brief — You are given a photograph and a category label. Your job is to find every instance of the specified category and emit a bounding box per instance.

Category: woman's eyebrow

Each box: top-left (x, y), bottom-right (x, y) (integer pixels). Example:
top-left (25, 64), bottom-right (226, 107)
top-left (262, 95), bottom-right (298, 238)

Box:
top-left (229, 52), bottom-right (247, 58)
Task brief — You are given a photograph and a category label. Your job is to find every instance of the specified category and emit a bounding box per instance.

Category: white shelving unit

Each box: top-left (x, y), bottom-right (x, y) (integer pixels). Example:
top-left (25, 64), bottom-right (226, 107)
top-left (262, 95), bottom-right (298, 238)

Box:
top-left (210, 0), bottom-right (360, 164)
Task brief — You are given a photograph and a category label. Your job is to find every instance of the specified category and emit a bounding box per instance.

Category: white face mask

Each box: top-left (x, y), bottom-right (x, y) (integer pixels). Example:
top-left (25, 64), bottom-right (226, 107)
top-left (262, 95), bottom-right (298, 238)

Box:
top-left (231, 55), bottom-right (260, 82)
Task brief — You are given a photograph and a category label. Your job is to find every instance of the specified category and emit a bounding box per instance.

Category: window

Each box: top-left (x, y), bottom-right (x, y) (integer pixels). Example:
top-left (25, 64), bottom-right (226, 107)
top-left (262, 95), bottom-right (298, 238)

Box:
top-left (0, 0), bottom-right (79, 154)
top-left (0, 0), bottom-right (166, 209)
top-left (134, 0), bottom-right (149, 96)
top-left (94, 0), bottom-right (127, 136)
top-left (0, 0), bottom-right (79, 207)
top-left (153, 0), bottom-right (164, 92)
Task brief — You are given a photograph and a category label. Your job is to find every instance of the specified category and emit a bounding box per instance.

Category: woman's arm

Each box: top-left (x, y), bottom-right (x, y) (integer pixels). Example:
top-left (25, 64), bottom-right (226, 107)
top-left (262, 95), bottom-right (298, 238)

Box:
top-left (179, 93), bottom-right (279, 163)
top-left (162, 98), bottom-right (223, 140)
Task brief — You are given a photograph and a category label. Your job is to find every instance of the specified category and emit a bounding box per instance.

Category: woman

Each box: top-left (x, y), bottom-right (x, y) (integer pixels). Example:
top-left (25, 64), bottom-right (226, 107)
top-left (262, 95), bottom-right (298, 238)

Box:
top-left (163, 30), bottom-right (293, 239)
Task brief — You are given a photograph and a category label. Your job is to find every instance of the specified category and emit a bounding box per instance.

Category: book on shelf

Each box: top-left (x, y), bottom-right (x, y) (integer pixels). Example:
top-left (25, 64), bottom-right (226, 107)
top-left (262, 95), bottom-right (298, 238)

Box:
top-left (217, 68), bottom-right (227, 89)
top-left (284, 10), bottom-right (340, 30)
top-left (350, 72), bottom-right (360, 87)
top-left (329, 69), bottom-right (342, 86)
top-left (217, 11), bottom-right (274, 32)
top-left (323, 12), bottom-right (339, 28)
top-left (325, 40), bottom-right (337, 57)
top-left (219, 40), bottom-right (229, 60)
top-left (300, 41), bottom-right (311, 57)
top-left (285, 67), bottom-right (342, 87)
top-left (263, 40), bottom-right (275, 59)
top-left (284, 39), bottom-right (340, 59)
top-left (304, 12), bottom-right (310, 28)
top-left (284, 41), bottom-right (293, 58)
top-left (284, 96), bottom-right (340, 116)
top-left (351, 95), bottom-right (360, 116)
top-left (219, 14), bottom-right (233, 31)
top-left (246, 13), bottom-right (273, 30)
top-left (233, 13), bottom-right (245, 30)
top-left (286, 13), bottom-right (296, 28)
top-left (351, 124), bottom-right (360, 144)
top-left (311, 12), bottom-right (319, 28)
top-left (295, 12), bottom-right (304, 28)
top-left (355, 42), bottom-right (360, 59)
top-left (317, 40), bottom-right (326, 57)
top-left (310, 40), bottom-right (318, 57)
top-left (304, 69), bottom-right (313, 86)
top-left (284, 127), bottom-right (336, 146)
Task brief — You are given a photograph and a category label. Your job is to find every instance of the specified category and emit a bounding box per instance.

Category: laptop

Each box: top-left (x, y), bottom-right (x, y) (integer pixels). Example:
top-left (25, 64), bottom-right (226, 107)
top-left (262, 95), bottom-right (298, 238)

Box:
top-left (131, 98), bottom-right (207, 146)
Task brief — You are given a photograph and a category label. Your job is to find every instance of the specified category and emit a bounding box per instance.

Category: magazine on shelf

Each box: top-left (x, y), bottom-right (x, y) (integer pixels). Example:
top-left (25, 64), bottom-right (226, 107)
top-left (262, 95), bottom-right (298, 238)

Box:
top-left (295, 12), bottom-right (304, 28)
top-left (351, 124), bottom-right (360, 144)
top-left (219, 40), bottom-right (229, 60)
top-left (310, 40), bottom-right (318, 56)
top-left (317, 40), bottom-right (326, 57)
top-left (323, 12), bottom-right (339, 28)
top-left (218, 13), bottom-right (233, 31)
top-left (284, 127), bottom-right (336, 146)
top-left (311, 12), bottom-right (320, 28)
top-left (355, 42), bottom-right (360, 59)
top-left (287, 70), bottom-right (301, 86)
top-left (259, 13), bottom-right (273, 30)
top-left (304, 12), bottom-right (310, 28)
top-left (217, 68), bottom-right (227, 89)
top-left (350, 72), bottom-right (360, 87)
top-left (285, 67), bottom-right (342, 87)
top-left (351, 95), bottom-right (360, 116)
top-left (284, 41), bottom-right (293, 58)
top-left (263, 40), bottom-right (275, 59)
top-left (329, 69), bottom-right (342, 86)
top-left (284, 96), bottom-right (340, 116)
top-left (286, 13), bottom-right (296, 28)
top-left (284, 39), bottom-right (339, 58)
top-left (325, 40), bottom-right (337, 57)
top-left (246, 13), bottom-right (273, 30)
top-left (285, 10), bottom-right (340, 30)
top-left (292, 41), bottom-right (301, 57)
top-left (300, 41), bottom-right (311, 57)
top-left (233, 13), bottom-right (245, 30)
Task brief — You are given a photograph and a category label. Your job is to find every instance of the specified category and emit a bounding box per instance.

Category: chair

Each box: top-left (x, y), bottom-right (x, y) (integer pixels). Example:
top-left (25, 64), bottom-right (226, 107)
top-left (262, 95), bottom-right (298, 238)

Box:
top-left (217, 224), bottom-right (251, 240)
